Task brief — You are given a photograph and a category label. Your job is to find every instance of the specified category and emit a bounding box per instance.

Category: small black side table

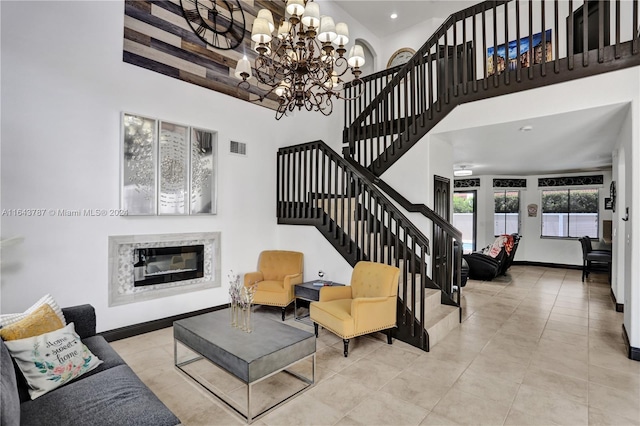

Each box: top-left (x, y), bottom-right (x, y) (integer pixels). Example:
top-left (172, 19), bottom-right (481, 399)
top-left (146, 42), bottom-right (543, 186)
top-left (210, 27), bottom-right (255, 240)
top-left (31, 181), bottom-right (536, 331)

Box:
top-left (294, 281), bottom-right (345, 323)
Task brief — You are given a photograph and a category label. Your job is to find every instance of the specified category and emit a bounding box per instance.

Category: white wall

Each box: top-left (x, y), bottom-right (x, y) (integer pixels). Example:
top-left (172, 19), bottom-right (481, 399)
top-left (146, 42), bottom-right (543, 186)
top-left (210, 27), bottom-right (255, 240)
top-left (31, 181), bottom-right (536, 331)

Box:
top-left (0, 0), bottom-right (339, 332)
top-left (378, 18), bottom-right (444, 69)
top-left (622, 97), bottom-right (640, 351)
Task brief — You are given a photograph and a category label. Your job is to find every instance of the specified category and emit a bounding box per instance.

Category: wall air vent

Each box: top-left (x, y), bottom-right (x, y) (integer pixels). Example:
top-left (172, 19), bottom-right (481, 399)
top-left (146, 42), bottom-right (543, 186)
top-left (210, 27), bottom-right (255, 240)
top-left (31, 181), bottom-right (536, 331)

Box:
top-left (230, 141), bottom-right (247, 156)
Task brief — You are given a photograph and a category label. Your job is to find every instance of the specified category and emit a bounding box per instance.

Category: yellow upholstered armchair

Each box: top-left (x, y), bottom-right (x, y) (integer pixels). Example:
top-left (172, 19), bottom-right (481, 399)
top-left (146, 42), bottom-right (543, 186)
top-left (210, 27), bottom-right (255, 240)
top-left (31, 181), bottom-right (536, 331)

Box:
top-left (310, 261), bottom-right (400, 357)
top-left (244, 250), bottom-right (304, 321)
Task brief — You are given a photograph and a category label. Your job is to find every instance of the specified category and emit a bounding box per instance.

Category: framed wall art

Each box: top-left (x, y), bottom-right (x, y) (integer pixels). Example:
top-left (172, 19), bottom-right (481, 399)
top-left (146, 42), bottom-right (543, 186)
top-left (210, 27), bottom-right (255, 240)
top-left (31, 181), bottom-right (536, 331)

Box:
top-left (120, 112), bottom-right (217, 215)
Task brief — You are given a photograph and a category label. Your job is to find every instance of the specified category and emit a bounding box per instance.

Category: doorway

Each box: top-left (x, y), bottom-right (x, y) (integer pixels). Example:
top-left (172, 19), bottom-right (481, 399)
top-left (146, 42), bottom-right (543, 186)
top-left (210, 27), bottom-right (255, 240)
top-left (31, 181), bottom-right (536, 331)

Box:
top-left (453, 190), bottom-right (477, 253)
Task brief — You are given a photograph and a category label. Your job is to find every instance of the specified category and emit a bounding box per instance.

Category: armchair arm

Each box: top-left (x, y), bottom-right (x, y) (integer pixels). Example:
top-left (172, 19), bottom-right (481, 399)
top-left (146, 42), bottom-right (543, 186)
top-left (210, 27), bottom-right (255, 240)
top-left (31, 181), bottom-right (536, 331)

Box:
top-left (283, 273), bottom-right (303, 300)
top-left (244, 271), bottom-right (263, 286)
top-left (351, 297), bottom-right (396, 332)
top-left (319, 286), bottom-right (352, 302)
top-left (283, 273), bottom-right (303, 288)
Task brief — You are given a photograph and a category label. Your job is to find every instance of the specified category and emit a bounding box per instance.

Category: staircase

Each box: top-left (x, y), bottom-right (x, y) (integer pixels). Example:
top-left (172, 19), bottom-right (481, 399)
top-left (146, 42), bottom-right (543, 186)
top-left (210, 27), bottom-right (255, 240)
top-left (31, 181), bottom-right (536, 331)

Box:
top-left (277, 141), bottom-right (462, 351)
top-left (277, 0), bottom-right (640, 352)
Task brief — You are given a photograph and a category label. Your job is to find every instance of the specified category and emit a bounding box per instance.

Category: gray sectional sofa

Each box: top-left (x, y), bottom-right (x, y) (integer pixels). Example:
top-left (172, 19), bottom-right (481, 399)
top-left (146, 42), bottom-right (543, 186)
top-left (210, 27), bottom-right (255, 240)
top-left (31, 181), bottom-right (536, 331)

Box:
top-left (1, 304), bottom-right (180, 426)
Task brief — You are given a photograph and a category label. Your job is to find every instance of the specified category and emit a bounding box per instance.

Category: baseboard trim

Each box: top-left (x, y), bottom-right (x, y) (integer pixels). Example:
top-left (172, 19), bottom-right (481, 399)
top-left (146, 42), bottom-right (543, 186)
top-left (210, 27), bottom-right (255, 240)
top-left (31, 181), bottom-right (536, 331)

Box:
top-left (100, 304), bottom-right (228, 342)
top-left (622, 324), bottom-right (640, 361)
top-left (610, 288), bottom-right (624, 313)
top-left (512, 261), bottom-right (581, 270)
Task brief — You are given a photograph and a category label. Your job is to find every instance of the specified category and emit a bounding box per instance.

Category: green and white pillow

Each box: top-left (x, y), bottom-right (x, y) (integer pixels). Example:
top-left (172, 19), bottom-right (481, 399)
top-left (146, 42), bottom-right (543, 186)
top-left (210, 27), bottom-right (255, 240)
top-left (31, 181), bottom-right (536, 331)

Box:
top-left (3, 323), bottom-right (102, 399)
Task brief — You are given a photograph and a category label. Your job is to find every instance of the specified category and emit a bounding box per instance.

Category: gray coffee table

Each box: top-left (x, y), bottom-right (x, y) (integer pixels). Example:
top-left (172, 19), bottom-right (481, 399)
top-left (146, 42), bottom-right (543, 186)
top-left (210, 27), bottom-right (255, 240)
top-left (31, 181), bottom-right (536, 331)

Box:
top-left (174, 309), bottom-right (315, 424)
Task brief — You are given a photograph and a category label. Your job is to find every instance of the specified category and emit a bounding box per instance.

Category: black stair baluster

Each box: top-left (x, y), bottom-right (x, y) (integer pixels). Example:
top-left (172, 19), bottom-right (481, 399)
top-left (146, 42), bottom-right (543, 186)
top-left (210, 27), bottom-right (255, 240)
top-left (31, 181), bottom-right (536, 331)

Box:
top-left (541, 0), bottom-right (547, 77)
top-left (383, 90), bottom-right (389, 164)
top-left (444, 29), bottom-right (450, 103)
top-left (462, 16), bottom-right (468, 95)
top-left (347, 169), bottom-right (352, 254)
top-left (472, 7), bottom-right (479, 92)
top-left (297, 148), bottom-right (302, 219)
top-left (492, 2), bottom-right (498, 87)
top-left (410, 233), bottom-right (416, 337)
top-left (453, 20), bottom-right (459, 97)
top-left (427, 43), bottom-right (434, 119)
top-left (303, 146), bottom-right (308, 218)
top-left (420, 244), bottom-right (426, 348)
top-left (373, 196), bottom-right (379, 262)
top-left (482, 7), bottom-right (488, 89)
top-left (555, 0), bottom-right (560, 73)
top-left (340, 164), bottom-right (346, 244)
top-left (354, 176), bottom-right (360, 260)
top-left (504, 1), bottom-right (510, 86)
top-left (403, 69), bottom-right (409, 144)
top-left (598, 0), bottom-right (604, 63)
top-left (286, 150), bottom-right (292, 219)
top-left (335, 161), bottom-right (340, 238)
top-left (568, 0), bottom-right (575, 70)
top-left (516, 0), bottom-right (522, 81)
top-left (276, 151), bottom-right (281, 219)
top-left (529, 0), bottom-right (534, 79)
top-left (634, 0), bottom-right (639, 54)
top-left (419, 50), bottom-right (426, 127)
top-left (583, 0), bottom-right (589, 67)
top-left (436, 35), bottom-right (442, 110)
top-left (615, 0), bottom-right (621, 59)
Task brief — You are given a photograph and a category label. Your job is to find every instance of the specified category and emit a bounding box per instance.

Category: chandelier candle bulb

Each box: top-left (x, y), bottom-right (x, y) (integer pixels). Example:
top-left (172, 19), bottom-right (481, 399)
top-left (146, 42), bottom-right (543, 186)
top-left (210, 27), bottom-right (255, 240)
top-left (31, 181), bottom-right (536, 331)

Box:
top-left (348, 45), bottom-right (365, 68)
top-left (301, 2), bottom-right (320, 28)
top-left (335, 23), bottom-right (349, 46)
top-left (257, 9), bottom-right (275, 32)
top-left (286, 0), bottom-right (305, 17)
top-left (234, 56), bottom-right (252, 80)
top-left (251, 18), bottom-right (272, 44)
top-left (278, 21), bottom-right (292, 39)
top-left (318, 16), bottom-right (337, 42)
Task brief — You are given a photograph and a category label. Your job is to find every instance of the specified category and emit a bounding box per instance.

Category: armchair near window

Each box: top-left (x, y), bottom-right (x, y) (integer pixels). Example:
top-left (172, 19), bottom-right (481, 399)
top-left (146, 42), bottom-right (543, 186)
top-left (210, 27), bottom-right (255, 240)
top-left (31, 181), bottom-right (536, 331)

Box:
top-left (463, 234), bottom-right (520, 281)
top-left (244, 250), bottom-right (303, 321)
top-left (310, 261), bottom-right (400, 357)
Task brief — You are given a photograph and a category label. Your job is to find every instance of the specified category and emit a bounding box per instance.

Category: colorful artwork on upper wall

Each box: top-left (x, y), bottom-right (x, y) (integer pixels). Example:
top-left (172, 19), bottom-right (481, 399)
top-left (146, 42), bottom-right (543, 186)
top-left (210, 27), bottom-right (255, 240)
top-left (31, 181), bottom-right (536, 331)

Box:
top-left (487, 29), bottom-right (552, 76)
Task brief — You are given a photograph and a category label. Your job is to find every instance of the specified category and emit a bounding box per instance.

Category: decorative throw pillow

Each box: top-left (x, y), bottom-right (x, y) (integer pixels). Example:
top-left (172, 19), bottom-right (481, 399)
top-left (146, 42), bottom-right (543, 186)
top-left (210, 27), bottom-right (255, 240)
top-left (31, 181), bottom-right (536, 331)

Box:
top-left (0, 294), bottom-right (66, 327)
top-left (0, 304), bottom-right (64, 341)
top-left (3, 323), bottom-right (103, 399)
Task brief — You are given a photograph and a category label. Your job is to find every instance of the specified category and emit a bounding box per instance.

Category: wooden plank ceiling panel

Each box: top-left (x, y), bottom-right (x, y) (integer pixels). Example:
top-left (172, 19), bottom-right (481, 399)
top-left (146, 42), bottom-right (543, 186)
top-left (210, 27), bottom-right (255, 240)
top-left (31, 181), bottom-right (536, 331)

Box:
top-left (123, 0), bottom-right (283, 111)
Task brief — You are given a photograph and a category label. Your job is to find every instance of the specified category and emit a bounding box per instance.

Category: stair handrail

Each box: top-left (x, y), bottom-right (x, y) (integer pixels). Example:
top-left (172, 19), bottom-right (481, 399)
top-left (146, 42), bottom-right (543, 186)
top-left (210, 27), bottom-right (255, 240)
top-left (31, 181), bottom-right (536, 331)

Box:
top-left (345, 0), bottom-right (508, 141)
top-left (344, 156), bottom-right (462, 243)
top-left (279, 140), bottom-right (436, 256)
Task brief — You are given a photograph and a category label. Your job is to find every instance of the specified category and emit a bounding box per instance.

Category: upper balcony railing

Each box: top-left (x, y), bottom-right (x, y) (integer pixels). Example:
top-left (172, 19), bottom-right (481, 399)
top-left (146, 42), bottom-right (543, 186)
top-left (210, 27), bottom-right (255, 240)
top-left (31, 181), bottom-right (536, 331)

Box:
top-left (343, 0), bottom-right (640, 174)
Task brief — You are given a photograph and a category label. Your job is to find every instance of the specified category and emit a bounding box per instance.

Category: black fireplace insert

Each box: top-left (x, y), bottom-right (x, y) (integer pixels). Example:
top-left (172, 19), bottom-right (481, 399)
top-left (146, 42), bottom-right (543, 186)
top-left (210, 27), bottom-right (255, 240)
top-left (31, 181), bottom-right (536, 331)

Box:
top-left (133, 245), bottom-right (204, 287)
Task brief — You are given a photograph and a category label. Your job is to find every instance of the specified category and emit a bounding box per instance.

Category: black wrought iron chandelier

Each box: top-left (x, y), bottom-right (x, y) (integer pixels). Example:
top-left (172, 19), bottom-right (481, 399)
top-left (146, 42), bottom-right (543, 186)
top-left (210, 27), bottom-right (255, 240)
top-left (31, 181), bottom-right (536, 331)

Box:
top-left (235, 0), bottom-right (365, 120)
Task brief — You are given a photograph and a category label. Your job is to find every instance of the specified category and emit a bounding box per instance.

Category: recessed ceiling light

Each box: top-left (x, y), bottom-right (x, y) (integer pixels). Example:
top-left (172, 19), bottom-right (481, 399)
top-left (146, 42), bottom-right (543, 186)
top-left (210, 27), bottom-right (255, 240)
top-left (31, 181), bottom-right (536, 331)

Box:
top-left (390, 13), bottom-right (398, 19)
top-left (519, 125), bottom-right (533, 132)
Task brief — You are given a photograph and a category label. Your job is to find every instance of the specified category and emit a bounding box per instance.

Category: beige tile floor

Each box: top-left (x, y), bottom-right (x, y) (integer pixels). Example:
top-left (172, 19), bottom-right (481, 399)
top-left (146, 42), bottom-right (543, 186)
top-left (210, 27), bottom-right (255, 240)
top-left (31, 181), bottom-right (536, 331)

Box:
top-left (110, 265), bottom-right (640, 425)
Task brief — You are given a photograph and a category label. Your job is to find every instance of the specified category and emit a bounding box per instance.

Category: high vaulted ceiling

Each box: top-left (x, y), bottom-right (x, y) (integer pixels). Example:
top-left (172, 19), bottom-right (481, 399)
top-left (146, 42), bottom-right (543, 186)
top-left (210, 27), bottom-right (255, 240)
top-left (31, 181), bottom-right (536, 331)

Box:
top-left (333, 0), bottom-right (479, 38)
top-left (436, 103), bottom-right (629, 176)
top-left (330, 1), bottom-right (624, 177)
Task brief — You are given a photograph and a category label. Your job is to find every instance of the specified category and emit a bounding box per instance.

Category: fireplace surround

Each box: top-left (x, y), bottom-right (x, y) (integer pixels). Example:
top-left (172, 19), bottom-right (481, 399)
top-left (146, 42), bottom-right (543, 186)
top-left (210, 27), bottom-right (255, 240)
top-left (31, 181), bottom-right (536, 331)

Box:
top-left (108, 232), bottom-right (220, 306)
